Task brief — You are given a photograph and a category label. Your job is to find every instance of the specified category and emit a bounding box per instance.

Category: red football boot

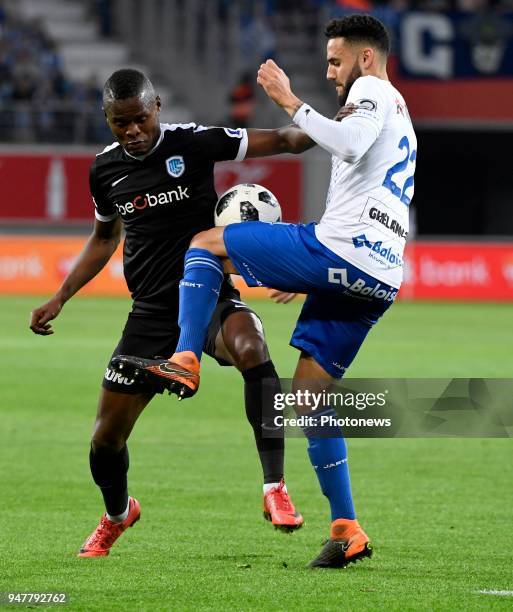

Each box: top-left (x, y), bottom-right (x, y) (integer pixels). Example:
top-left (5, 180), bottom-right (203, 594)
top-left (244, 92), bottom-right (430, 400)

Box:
top-left (78, 497), bottom-right (141, 558)
top-left (263, 480), bottom-right (304, 532)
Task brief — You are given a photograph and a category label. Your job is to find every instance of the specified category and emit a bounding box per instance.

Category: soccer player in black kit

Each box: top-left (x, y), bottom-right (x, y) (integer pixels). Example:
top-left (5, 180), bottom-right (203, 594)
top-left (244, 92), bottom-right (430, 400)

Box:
top-left (29, 69), bottom-right (315, 557)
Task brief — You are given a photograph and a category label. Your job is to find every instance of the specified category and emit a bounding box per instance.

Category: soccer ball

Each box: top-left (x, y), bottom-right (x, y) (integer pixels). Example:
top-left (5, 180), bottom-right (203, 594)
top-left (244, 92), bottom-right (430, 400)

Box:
top-left (214, 183), bottom-right (282, 226)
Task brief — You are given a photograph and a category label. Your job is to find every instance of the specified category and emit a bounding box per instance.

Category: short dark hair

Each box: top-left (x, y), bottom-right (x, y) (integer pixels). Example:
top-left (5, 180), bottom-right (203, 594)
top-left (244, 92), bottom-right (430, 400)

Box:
top-left (103, 68), bottom-right (155, 107)
top-left (324, 15), bottom-right (391, 56)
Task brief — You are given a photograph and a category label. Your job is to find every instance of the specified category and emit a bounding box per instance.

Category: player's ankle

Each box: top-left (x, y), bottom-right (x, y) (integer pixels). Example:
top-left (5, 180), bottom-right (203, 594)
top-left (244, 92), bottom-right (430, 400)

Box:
top-left (263, 481), bottom-right (286, 494)
top-left (330, 517), bottom-right (360, 540)
top-left (106, 499), bottom-right (130, 523)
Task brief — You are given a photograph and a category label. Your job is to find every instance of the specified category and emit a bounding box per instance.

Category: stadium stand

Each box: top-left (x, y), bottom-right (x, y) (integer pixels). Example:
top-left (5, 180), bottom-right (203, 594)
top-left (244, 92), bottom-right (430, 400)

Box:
top-left (0, 0), bottom-right (187, 144)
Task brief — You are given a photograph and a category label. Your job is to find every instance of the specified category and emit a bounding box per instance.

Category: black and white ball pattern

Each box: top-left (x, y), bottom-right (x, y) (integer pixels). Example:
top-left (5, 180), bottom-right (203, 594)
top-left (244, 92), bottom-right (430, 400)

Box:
top-left (214, 183), bottom-right (282, 226)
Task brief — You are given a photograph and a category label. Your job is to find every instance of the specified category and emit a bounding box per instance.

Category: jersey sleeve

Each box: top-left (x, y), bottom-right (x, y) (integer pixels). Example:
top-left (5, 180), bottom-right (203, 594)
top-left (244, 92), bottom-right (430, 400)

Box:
top-left (344, 76), bottom-right (388, 134)
top-left (293, 77), bottom-right (390, 163)
top-left (89, 163), bottom-right (118, 222)
top-left (193, 126), bottom-right (248, 162)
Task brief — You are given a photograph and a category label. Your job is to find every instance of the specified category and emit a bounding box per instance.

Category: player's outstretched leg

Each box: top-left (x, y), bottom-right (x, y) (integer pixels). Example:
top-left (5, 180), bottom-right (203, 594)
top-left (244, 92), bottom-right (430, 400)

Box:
top-left (113, 246), bottom-right (225, 399)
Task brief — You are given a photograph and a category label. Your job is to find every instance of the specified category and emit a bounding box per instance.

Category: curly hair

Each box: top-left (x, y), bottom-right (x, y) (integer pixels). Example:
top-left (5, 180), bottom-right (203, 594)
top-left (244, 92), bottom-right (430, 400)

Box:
top-left (324, 15), bottom-right (391, 56)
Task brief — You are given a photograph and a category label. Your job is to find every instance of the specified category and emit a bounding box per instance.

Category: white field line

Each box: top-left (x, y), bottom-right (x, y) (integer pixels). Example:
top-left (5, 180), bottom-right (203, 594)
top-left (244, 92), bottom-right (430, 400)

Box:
top-left (476, 590), bottom-right (513, 597)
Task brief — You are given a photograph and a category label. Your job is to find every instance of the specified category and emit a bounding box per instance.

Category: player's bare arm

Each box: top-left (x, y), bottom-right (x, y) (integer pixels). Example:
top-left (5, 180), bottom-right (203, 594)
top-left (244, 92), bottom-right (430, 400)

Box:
top-left (245, 103), bottom-right (356, 158)
top-left (245, 125), bottom-right (314, 157)
top-left (30, 217), bottom-right (121, 335)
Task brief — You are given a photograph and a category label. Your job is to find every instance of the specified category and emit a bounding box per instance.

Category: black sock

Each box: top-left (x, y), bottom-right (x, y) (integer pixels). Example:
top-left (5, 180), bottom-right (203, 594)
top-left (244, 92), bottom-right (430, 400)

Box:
top-left (89, 444), bottom-right (129, 516)
top-left (242, 361), bottom-right (284, 484)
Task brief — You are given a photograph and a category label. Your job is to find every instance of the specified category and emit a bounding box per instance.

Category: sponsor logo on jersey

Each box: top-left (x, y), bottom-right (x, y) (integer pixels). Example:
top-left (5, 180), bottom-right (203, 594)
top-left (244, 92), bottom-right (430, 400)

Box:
top-left (328, 267), bottom-right (398, 302)
top-left (368, 207), bottom-right (408, 239)
top-left (352, 234), bottom-right (404, 268)
top-left (166, 155), bottom-right (185, 178)
top-left (115, 186), bottom-right (190, 216)
top-left (359, 197), bottom-right (408, 240)
top-left (104, 368), bottom-right (135, 386)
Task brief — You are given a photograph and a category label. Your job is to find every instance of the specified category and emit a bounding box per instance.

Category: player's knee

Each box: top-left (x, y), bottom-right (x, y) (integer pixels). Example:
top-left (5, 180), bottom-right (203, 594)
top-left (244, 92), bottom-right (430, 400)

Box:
top-left (232, 334), bottom-right (269, 371)
top-left (190, 230), bottom-right (212, 250)
top-left (91, 432), bottom-right (126, 455)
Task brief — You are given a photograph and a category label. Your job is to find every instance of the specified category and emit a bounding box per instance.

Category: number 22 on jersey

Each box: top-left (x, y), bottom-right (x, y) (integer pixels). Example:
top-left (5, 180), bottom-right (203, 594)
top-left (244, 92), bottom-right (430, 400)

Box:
top-left (382, 135), bottom-right (416, 207)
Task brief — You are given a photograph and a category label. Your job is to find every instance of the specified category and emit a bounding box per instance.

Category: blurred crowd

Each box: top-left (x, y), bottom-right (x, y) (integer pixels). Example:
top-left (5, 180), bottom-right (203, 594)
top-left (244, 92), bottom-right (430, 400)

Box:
top-left (230, 0), bottom-right (513, 14)
top-left (230, 0), bottom-right (513, 55)
top-left (0, 0), bottom-right (108, 143)
top-left (1, 0), bottom-right (511, 142)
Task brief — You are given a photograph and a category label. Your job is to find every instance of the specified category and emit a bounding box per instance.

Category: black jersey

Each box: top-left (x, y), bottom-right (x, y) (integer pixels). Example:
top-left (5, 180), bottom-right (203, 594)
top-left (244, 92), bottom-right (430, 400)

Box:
top-left (90, 123), bottom-right (247, 308)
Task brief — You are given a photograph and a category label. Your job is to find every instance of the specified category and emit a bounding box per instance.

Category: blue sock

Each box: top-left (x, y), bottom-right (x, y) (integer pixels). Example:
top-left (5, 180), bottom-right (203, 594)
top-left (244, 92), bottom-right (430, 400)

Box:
top-left (303, 408), bottom-right (356, 521)
top-left (175, 248), bottom-right (224, 361)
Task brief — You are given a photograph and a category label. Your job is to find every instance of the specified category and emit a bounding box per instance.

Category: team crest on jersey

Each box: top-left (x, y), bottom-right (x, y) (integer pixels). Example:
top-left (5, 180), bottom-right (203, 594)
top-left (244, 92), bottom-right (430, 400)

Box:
top-left (166, 155), bottom-right (185, 178)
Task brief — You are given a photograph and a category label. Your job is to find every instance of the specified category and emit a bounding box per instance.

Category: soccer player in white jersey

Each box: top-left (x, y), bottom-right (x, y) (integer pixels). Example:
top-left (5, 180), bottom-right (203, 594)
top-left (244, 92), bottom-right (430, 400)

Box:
top-left (115, 15), bottom-right (417, 568)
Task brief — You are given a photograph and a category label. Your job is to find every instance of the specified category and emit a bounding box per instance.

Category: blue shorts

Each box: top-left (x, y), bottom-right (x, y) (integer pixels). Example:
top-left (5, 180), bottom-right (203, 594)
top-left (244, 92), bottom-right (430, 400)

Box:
top-left (224, 222), bottom-right (398, 378)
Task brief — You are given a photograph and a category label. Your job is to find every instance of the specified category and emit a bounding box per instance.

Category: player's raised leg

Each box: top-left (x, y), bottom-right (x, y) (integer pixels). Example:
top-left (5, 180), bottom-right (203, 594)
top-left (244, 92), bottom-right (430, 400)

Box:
top-left (113, 227), bottom-right (233, 398)
top-left (120, 222), bottom-right (317, 399)
top-left (171, 229), bottom-right (233, 394)
top-left (214, 309), bottom-right (303, 531)
top-left (78, 388), bottom-right (151, 557)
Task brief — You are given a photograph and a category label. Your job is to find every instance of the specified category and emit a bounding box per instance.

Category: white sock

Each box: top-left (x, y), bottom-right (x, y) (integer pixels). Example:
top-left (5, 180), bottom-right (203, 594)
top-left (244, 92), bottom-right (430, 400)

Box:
top-left (107, 499), bottom-right (130, 523)
top-left (263, 482), bottom-right (286, 494)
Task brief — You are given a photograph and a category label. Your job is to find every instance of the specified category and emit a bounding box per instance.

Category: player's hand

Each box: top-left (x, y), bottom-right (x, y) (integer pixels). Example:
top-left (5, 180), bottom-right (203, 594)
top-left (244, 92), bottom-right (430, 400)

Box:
top-left (268, 289), bottom-right (297, 304)
top-left (334, 103), bottom-right (357, 121)
top-left (257, 59), bottom-right (302, 116)
top-left (29, 296), bottom-right (64, 335)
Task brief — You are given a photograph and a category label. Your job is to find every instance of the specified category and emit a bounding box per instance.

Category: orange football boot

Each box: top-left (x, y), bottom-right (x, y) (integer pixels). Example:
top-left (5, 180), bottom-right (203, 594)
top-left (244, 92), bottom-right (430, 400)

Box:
top-left (78, 497), bottom-right (141, 558)
top-left (309, 518), bottom-right (372, 568)
top-left (112, 351), bottom-right (200, 399)
top-left (263, 480), bottom-right (304, 532)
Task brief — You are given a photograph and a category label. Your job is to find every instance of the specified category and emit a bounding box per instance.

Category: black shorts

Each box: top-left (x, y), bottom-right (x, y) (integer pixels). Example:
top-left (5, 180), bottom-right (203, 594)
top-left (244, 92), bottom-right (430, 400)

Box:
top-left (102, 289), bottom-right (255, 395)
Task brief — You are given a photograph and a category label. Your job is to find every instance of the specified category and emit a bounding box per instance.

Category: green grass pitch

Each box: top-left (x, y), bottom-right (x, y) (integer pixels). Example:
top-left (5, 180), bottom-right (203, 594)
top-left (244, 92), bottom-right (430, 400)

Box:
top-left (1, 296), bottom-right (512, 610)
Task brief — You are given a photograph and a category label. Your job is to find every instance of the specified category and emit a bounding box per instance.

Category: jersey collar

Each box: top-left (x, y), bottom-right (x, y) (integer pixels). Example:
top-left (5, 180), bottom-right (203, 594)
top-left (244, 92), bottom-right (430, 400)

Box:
top-left (123, 125), bottom-right (165, 161)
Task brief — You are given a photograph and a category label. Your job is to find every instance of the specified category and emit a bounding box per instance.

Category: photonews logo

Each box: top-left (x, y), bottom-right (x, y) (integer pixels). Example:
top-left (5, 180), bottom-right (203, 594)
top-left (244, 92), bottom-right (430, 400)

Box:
top-left (352, 234), bottom-right (404, 268)
top-left (115, 187), bottom-right (190, 216)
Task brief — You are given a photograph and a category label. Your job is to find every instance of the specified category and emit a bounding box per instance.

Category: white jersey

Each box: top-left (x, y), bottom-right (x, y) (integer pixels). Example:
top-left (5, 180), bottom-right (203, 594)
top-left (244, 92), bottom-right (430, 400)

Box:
top-left (293, 75), bottom-right (417, 288)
